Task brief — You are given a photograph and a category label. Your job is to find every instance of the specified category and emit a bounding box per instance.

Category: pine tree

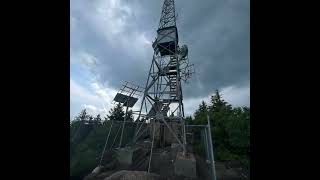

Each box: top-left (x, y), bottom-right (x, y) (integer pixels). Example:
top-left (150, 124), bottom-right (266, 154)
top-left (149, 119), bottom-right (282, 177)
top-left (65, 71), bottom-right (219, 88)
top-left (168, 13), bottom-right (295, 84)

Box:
top-left (102, 116), bottom-right (109, 125)
top-left (74, 109), bottom-right (89, 122)
top-left (209, 90), bottom-right (232, 112)
top-left (107, 103), bottom-right (125, 121)
top-left (88, 115), bottom-right (93, 124)
top-left (185, 116), bottom-right (193, 123)
top-left (194, 101), bottom-right (208, 124)
top-left (194, 101), bottom-right (207, 116)
top-left (94, 114), bottom-right (102, 124)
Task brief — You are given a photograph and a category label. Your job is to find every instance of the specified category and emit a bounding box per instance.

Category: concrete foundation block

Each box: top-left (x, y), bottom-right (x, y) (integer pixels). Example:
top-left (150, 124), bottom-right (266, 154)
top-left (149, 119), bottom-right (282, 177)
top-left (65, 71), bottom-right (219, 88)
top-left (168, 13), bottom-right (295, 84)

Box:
top-left (174, 152), bottom-right (197, 178)
top-left (115, 147), bottom-right (140, 166)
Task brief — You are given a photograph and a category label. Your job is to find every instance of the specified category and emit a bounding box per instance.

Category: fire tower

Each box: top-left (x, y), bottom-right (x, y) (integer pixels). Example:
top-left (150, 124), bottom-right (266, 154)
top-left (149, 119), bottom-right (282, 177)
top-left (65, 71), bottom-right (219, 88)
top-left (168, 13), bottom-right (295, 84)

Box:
top-left (133, 0), bottom-right (194, 154)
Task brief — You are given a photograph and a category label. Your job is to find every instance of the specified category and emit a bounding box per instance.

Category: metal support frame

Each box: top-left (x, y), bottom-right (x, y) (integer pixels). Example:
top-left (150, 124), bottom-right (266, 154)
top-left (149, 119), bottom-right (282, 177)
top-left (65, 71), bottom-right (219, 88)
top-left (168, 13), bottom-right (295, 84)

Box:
top-left (118, 105), bottom-right (129, 148)
top-left (159, 115), bottom-right (185, 152)
top-left (99, 121), bottom-right (113, 165)
top-left (133, 123), bottom-right (150, 143)
top-left (113, 82), bottom-right (142, 148)
top-left (148, 120), bottom-right (156, 173)
top-left (207, 114), bottom-right (217, 180)
top-left (111, 125), bottom-right (121, 149)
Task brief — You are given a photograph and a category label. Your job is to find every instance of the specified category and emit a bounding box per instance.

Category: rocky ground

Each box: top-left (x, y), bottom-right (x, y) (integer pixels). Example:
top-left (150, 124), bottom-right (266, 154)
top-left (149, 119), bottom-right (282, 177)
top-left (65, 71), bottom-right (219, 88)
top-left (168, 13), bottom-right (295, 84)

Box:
top-left (215, 161), bottom-right (250, 180)
top-left (83, 160), bottom-right (249, 180)
top-left (82, 145), bottom-right (249, 180)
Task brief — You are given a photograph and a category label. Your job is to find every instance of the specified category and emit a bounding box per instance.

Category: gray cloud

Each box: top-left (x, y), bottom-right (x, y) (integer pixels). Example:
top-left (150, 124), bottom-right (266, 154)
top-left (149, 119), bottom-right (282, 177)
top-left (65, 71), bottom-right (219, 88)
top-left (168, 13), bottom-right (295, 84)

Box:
top-left (71, 0), bottom-right (250, 106)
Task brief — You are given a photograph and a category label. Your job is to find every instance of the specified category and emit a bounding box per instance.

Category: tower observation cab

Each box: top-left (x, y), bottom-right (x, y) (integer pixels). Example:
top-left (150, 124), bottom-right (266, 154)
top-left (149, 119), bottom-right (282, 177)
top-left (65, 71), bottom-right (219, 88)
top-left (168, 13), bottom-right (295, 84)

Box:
top-left (152, 26), bottom-right (179, 56)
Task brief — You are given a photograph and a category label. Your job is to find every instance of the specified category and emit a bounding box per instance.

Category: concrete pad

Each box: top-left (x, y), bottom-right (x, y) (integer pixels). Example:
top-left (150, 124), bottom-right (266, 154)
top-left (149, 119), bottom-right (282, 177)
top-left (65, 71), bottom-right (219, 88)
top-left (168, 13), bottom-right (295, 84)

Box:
top-left (115, 147), bottom-right (140, 166)
top-left (174, 152), bottom-right (197, 178)
top-left (105, 170), bottom-right (162, 180)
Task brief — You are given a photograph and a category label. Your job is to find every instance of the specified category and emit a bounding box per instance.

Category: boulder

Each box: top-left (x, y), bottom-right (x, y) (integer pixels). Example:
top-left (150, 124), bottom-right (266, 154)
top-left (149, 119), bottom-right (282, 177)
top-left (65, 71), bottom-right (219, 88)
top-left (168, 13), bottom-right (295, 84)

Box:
top-left (105, 170), bottom-right (163, 180)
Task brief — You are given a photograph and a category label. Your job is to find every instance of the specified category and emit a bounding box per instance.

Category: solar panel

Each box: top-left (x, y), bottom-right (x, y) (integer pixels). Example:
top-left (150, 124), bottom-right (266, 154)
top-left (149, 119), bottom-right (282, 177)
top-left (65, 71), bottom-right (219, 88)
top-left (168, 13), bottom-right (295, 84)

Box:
top-left (113, 93), bottom-right (138, 107)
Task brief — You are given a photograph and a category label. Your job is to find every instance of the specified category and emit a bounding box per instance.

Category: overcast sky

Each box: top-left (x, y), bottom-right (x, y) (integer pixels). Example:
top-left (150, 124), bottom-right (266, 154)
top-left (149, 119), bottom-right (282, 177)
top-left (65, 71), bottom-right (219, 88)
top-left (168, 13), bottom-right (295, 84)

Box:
top-left (70, 0), bottom-right (250, 120)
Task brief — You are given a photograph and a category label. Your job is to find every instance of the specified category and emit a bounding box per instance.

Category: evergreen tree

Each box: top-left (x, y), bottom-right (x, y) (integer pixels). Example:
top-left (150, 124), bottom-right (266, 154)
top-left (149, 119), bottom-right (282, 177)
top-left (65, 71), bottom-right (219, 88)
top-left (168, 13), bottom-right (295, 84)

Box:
top-left (107, 103), bottom-right (125, 121)
top-left (197, 101), bottom-right (207, 114)
top-left (209, 90), bottom-right (232, 112)
top-left (185, 116), bottom-right (193, 125)
top-left (225, 107), bottom-right (250, 156)
top-left (102, 116), bottom-right (109, 125)
top-left (125, 109), bottom-right (134, 122)
top-left (74, 109), bottom-right (89, 122)
top-left (191, 89), bottom-right (250, 165)
top-left (208, 90), bottom-right (232, 152)
top-left (93, 114), bottom-right (102, 124)
top-left (88, 115), bottom-right (93, 124)
top-left (71, 109), bottom-right (89, 138)
top-left (194, 101), bottom-right (208, 125)
top-left (70, 89), bottom-right (251, 178)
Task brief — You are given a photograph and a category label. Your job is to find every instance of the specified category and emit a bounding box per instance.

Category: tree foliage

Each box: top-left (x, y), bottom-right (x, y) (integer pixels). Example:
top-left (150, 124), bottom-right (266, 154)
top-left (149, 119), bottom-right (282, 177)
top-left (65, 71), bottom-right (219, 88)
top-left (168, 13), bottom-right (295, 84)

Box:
top-left (70, 90), bottom-right (250, 178)
top-left (107, 103), bottom-right (125, 121)
top-left (70, 104), bottom-right (137, 178)
top-left (189, 90), bottom-right (250, 168)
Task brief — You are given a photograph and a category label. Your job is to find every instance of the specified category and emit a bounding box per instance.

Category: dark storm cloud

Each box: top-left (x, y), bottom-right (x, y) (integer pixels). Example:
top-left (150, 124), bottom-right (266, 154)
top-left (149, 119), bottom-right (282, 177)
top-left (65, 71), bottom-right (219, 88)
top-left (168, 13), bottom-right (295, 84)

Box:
top-left (175, 0), bottom-right (250, 97)
top-left (71, 0), bottom-right (249, 99)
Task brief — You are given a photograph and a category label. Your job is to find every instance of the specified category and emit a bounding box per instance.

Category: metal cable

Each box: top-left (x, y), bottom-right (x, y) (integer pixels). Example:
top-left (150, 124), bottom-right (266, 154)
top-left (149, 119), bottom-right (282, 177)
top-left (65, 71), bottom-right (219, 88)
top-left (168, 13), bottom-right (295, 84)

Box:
top-left (148, 121), bottom-right (156, 173)
top-left (110, 125), bottom-right (122, 149)
top-left (99, 121), bottom-right (114, 166)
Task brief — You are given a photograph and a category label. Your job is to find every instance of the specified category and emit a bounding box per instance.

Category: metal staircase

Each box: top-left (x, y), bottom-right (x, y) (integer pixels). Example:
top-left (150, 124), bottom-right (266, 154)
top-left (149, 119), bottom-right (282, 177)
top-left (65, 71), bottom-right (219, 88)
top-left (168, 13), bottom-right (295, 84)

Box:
top-left (169, 56), bottom-right (178, 100)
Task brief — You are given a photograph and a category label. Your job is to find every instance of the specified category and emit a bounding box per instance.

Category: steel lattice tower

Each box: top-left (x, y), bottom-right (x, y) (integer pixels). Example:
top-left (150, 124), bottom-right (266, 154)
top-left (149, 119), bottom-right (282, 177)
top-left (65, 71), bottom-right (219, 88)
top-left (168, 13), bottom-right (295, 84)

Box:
top-left (133, 0), bottom-right (193, 154)
top-left (158, 0), bottom-right (176, 29)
